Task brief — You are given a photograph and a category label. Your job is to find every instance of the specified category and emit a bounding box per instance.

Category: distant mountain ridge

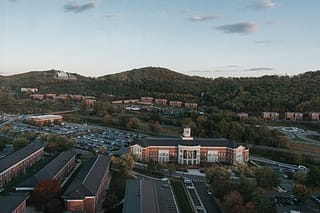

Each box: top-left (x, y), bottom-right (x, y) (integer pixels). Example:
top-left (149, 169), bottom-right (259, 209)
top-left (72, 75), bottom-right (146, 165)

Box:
top-left (1, 67), bottom-right (320, 112)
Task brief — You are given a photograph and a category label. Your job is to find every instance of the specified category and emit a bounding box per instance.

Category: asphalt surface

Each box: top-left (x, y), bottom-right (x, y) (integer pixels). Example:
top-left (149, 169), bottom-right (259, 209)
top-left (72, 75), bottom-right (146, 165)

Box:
top-left (193, 182), bottom-right (221, 213)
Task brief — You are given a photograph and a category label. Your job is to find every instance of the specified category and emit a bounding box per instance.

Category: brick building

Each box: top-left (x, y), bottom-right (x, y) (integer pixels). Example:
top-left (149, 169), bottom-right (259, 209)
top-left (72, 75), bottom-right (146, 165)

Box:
top-left (28, 115), bottom-right (63, 126)
top-left (285, 112), bottom-right (303, 121)
top-left (16, 151), bottom-right (76, 191)
top-left (237, 113), bottom-right (249, 120)
top-left (262, 112), bottom-right (279, 120)
top-left (308, 112), bottom-right (320, 121)
top-left (154, 99), bottom-right (168, 105)
top-left (0, 192), bottom-right (29, 213)
top-left (169, 101), bottom-right (183, 108)
top-left (63, 155), bottom-right (111, 213)
top-left (0, 143), bottom-right (44, 188)
top-left (141, 97), bottom-right (154, 103)
top-left (184, 102), bottom-right (198, 109)
top-left (30, 94), bottom-right (45, 100)
top-left (131, 128), bottom-right (249, 165)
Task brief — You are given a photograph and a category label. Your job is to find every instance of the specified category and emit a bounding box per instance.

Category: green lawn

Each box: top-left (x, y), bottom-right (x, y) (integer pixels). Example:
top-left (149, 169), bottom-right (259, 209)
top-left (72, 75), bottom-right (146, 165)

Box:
top-left (170, 179), bottom-right (194, 213)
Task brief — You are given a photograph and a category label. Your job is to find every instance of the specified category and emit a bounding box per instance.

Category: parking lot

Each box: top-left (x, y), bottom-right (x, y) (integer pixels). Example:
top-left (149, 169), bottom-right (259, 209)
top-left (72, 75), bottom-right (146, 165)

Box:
top-left (6, 121), bottom-right (141, 156)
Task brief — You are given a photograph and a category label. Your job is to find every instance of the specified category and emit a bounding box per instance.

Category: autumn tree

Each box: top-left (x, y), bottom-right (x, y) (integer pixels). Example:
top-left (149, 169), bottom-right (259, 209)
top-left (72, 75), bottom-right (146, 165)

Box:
top-left (293, 184), bottom-right (310, 202)
top-left (30, 179), bottom-right (62, 212)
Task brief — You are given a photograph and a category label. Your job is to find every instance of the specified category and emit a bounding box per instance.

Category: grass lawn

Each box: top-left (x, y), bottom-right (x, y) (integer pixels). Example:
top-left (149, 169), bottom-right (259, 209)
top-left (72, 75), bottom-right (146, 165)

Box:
top-left (170, 179), bottom-right (194, 213)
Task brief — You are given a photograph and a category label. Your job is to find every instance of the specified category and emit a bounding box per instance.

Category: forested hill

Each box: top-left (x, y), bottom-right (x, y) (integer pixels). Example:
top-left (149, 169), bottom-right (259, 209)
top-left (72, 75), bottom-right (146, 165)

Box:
top-left (1, 67), bottom-right (320, 113)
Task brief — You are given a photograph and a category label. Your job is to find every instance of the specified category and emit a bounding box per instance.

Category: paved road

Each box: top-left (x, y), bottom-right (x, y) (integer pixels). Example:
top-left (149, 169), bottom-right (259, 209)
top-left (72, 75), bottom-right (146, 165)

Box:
top-left (193, 182), bottom-right (221, 213)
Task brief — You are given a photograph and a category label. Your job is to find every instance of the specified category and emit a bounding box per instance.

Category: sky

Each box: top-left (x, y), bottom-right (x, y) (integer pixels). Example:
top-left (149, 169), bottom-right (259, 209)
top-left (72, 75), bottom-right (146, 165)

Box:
top-left (0, 0), bottom-right (319, 78)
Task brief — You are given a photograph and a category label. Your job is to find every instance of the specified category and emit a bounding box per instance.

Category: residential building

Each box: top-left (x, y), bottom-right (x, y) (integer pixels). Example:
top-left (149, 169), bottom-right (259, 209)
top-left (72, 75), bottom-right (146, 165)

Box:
top-left (45, 94), bottom-right (57, 99)
top-left (285, 112), bottom-right (303, 121)
top-left (308, 112), bottom-right (320, 121)
top-left (131, 128), bottom-right (249, 165)
top-left (169, 101), bottom-right (183, 108)
top-left (237, 113), bottom-right (249, 120)
top-left (262, 112), bottom-right (279, 120)
top-left (123, 179), bottom-right (178, 213)
top-left (154, 99), bottom-right (168, 105)
top-left (28, 115), bottom-right (63, 126)
top-left (16, 151), bottom-right (76, 191)
top-left (30, 94), bottom-right (45, 100)
top-left (70, 95), bottom-right (84, 101)
top-left (21, 88), bottom-right (38, 93)
top-left (184, 102), bottom-right (198, 109)
top-left (0, 192), bottom-right (29, 213)
top-left (0, 143), bottom-right (44, 188)
top-left (141, 97), bottom-right (154, 103)
top-left (63, 155), bottom-right (111, 213)
top-left (123, 99), bottom-right (139, 104)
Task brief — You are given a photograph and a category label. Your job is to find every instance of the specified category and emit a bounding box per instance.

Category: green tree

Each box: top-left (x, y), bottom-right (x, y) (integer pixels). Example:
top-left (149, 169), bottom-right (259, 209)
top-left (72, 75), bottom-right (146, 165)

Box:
top-left (13, 137), bottom-right (28, 151)
top-left (255, 167), bottom-right (280, 189)
top-left (111, 154), bottom-right (136, 176)
top-left (148, 120), bottom-right (162, 133)
top-left (252, 187), bottom-right (273, 213)
top-left (147, 159), bottom-right (161, 175)
top-left (307, 166), bottom-right (320, 187)
top-left (293, 184), bottom-right (310, 202)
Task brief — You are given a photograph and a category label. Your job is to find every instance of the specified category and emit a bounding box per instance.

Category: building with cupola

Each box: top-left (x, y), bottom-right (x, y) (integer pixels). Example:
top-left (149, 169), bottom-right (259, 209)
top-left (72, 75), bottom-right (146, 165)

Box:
top-left (130, 128), bottom-right (249, 165)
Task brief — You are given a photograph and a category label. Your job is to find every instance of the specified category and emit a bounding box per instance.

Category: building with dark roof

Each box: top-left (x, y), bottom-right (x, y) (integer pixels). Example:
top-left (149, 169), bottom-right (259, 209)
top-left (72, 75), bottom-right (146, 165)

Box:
top-left (131, 128), bottom-right (249, 165)
top-left (16, 151), bottom-right (76, 191)
top-left (0, 192), bottom-right (29, 213)
top-left (63, 155), bottom-right (111, 213)
top-left (123, 179), bottom-right (179, 213)
top-left (0, 143), bottom-right (44, 188)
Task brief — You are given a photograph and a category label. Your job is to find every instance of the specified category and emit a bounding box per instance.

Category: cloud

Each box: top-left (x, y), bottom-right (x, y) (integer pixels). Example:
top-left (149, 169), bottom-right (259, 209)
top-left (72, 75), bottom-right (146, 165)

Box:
top-left (251, 0), bottom-right (276, 9)
top-left (245, 67), bottom-right (274, 71)
top-left (189, 14), bottom-right (221, 22)
top-left (255, 40), bottom-right (282, 44)
top-left (104, 13), bottom-right (121, 18)
top-left (216, 22), bottom-right (257, 34)
top-left (64, 1), bottom-right (96, 13)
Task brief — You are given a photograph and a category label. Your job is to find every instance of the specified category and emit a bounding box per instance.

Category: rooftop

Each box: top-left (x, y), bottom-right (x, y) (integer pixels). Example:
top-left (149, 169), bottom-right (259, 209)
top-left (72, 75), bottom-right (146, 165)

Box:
top-left (136, 137), bottom-right (241, 149)
top-left (17, 151), bottom-right (76, 189)
top-left (0, 192), bottom-right (28, 213)
top-left (0, 143), bottom-right (44, 174)
top-left (29, 115), bottom-right (62, 120)
top-left (63, 155), bottom-right (111, 200)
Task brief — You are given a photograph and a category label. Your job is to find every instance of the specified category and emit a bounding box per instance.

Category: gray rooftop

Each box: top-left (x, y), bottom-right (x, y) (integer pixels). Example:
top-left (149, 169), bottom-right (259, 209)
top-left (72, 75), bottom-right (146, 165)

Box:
top-left (17, 151), bottom-right (76, 189)
top-left (137, 137), bottom-right (241, 149)
top-left (0, 192), bottom-right (28, 213)
top-left (0, 143), bottom-right (44, 174)
top-left (122, 179), bottom-right (141, 213)
top-left (63, 155), bottom-right (111, 200)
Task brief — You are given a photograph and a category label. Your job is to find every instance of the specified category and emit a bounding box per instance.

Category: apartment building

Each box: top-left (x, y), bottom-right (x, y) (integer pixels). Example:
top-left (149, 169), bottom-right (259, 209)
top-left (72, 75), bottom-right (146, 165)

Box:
top-left (63, 155), bottom-right (111, 213)
top-left (0, 143), bottom-right (44, 188)
top-left (16, 151), bottom-right (76, 191)
top-left (262, 112), bottom-right (279, 120)
top-left (0, 192), bottom-right (29, 213)
top-left (285, 112), bottom-right (304, 121)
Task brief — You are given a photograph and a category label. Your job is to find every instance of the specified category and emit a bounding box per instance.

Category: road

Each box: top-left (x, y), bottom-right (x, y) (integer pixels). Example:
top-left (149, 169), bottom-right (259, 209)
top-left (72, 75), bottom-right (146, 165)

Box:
top-left (193, 182), bottom-right (221, 213)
